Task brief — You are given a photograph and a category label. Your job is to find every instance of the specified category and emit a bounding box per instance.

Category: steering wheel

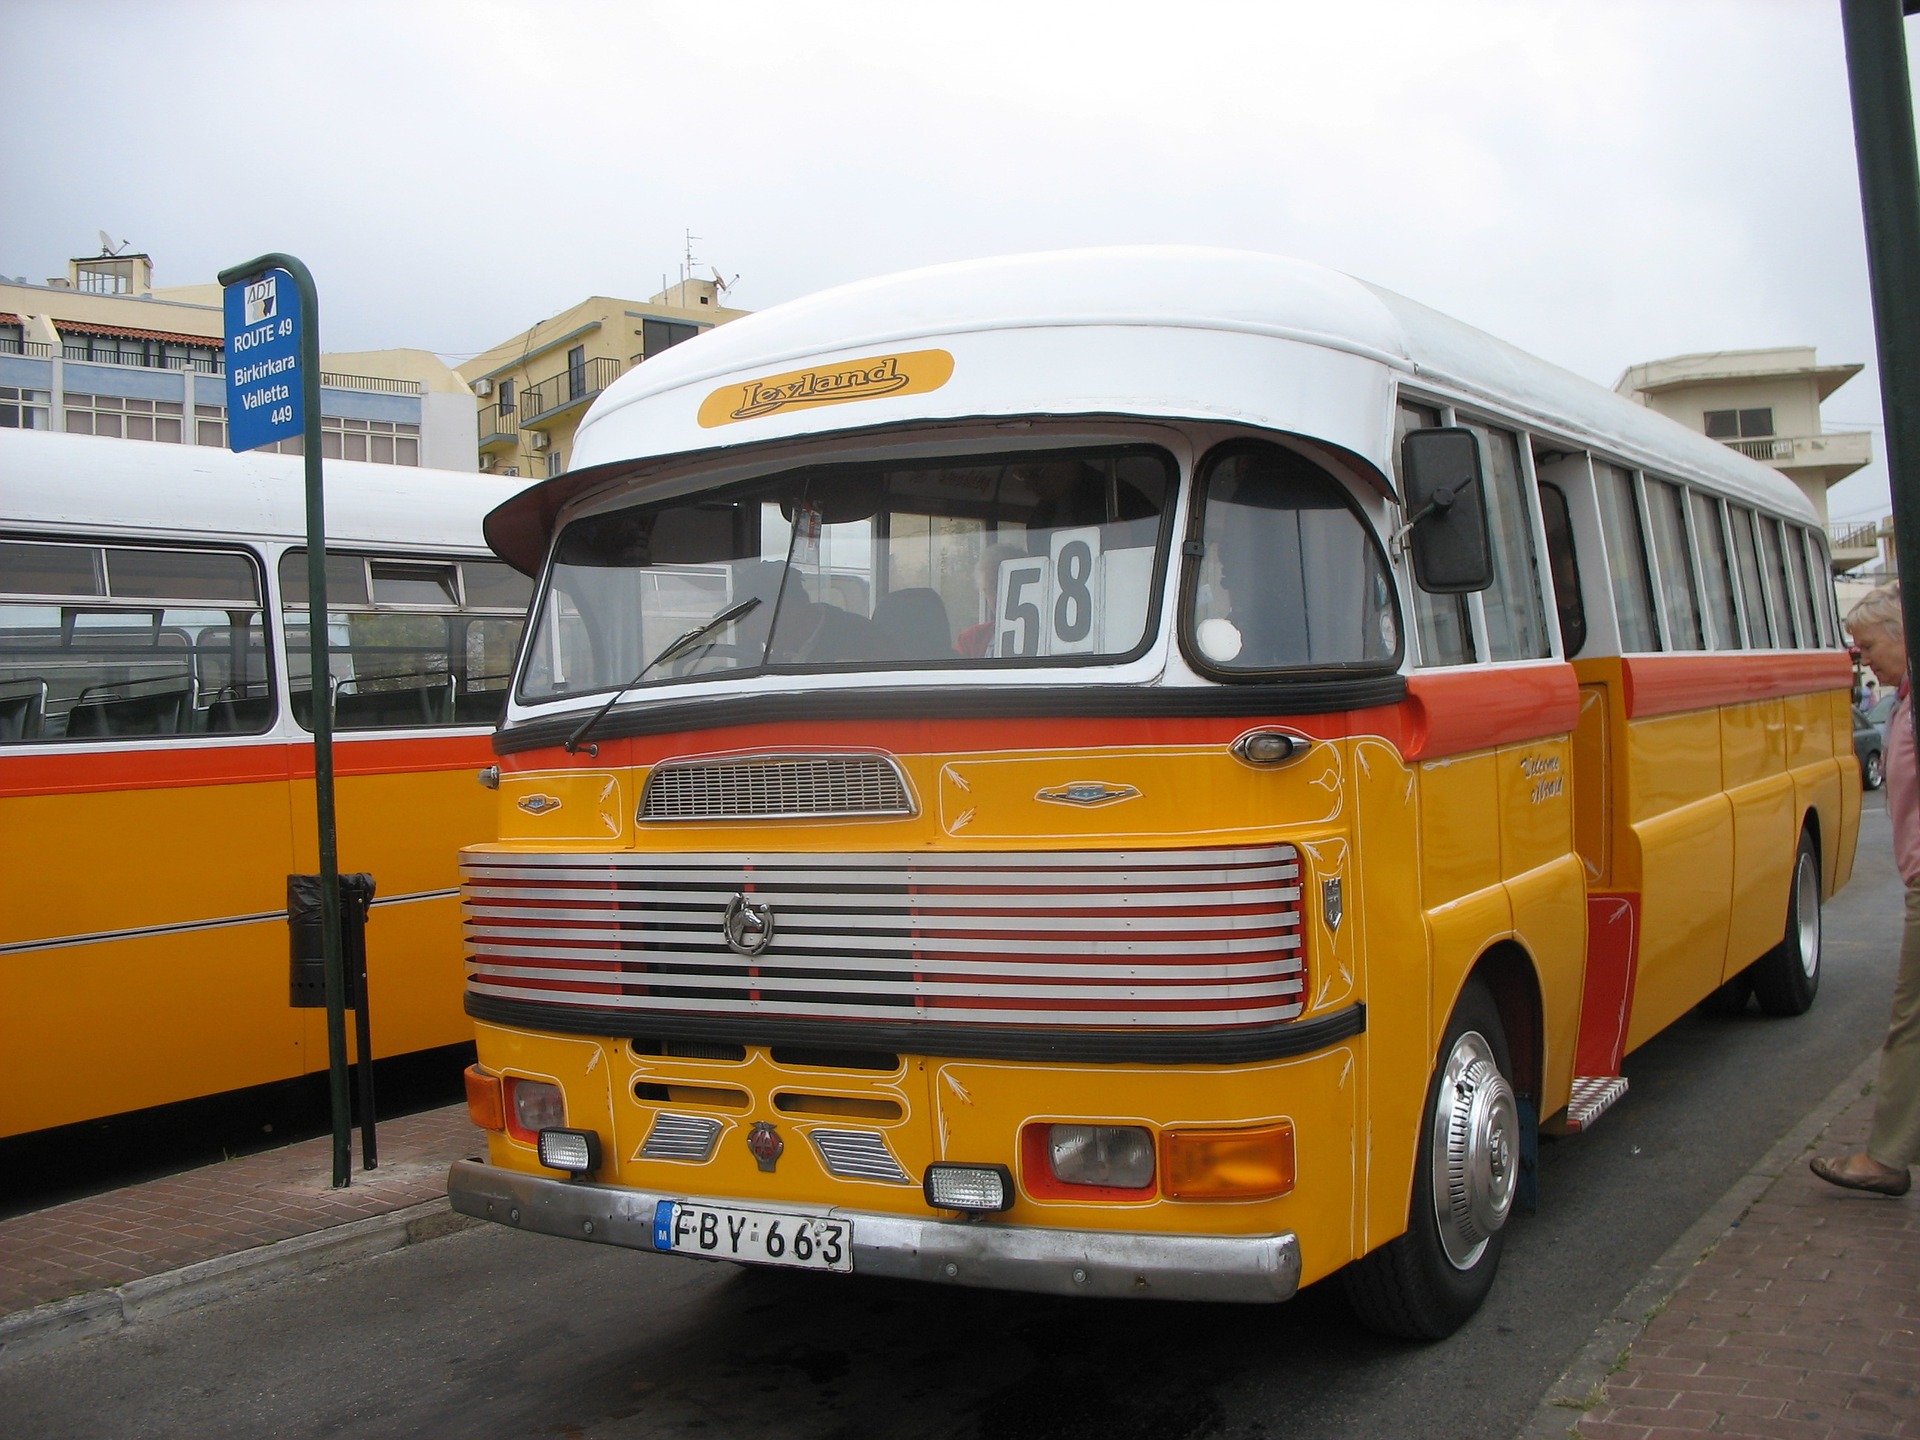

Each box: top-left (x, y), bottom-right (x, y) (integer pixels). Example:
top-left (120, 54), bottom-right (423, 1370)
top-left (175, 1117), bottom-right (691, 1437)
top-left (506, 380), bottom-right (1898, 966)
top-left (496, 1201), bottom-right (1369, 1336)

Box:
top-left (669, 644), bottom-right (758, 677)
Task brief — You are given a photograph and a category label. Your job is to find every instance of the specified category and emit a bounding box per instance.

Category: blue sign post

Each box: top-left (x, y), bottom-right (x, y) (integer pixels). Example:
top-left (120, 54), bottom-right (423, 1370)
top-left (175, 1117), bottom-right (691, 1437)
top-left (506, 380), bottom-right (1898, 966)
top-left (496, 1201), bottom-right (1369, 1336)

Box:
top-left (219, 253), bottom-right (358, 1189)
top-left (223, 269), bottom-right (304, 451)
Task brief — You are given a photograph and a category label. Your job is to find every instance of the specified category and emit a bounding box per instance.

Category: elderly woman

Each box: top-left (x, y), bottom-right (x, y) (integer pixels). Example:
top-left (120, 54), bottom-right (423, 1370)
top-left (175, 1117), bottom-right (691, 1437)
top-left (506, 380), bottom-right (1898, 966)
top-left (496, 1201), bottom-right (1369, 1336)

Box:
top-left (1813, 582), bottom-right (1918, 1196)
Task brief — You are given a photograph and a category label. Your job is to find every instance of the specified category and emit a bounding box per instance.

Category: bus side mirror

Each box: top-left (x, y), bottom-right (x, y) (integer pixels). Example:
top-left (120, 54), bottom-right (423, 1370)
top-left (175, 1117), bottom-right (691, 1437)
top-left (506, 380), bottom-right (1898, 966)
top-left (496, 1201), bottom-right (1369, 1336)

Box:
top-left (1402, 427), bottom-right (1494, 593)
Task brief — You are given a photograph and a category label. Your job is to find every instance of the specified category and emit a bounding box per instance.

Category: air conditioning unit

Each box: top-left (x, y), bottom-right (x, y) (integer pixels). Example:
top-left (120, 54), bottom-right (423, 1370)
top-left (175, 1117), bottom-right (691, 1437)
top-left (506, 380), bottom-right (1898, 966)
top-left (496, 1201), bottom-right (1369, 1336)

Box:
top-left (472, 377), bottom-right (493, 397)
top-left (529, 432), bottom-right (549, 450)
top-left (478, 454), bottom-right (494, 472)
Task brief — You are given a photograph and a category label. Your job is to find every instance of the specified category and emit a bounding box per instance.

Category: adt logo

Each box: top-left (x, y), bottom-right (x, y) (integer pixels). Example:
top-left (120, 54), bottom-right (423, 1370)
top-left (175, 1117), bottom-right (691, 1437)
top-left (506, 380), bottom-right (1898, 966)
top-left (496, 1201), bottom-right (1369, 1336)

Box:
top-left (243, 276), bottom-right (278, 326)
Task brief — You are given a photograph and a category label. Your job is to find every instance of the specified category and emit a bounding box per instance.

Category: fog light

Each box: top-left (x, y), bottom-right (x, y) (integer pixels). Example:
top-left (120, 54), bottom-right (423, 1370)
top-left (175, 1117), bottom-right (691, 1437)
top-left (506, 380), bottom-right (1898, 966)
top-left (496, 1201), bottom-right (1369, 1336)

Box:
top-left (1165, 1122), bottom-right (1295, 1201)
top-left (506, 1078), bottom-right (565, 1141)
top-left (1049, 1124), bottom-right (1155, 1189)
top-left (537, 1128), bottom-right (602, 1176)
top-left (924, 1163), bottom-right (1014, 1213)
top-left (464, 1065), bottom-right (504, 1132)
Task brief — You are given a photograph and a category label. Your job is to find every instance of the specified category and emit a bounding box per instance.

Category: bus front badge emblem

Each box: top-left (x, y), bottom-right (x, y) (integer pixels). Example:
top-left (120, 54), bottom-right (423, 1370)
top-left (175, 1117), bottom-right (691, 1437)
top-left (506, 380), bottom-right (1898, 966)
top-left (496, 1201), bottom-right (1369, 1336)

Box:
top-left (1035, 782), bottom-right (1140, 807)
top-left (517, 794), bottom-right (563, 815)
top-left (747, 1122), bottom-right (784, 1172)
top-left (723, 894), bottom-right (775, 956)
top-left (1323, 877), bottom-right (1343, 933)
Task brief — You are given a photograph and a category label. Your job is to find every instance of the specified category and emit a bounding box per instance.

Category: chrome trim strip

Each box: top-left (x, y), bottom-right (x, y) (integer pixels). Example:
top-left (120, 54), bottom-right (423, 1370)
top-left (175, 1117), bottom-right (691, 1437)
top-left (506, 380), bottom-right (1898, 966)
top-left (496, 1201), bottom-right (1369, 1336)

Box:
top-left (0, 887), bottom-right (459, 957)
top-left (639, 1113), bottom-right (725, 1162)
top-left (807, 1128), bottom-right (913, 1185)
top-left (448, 1158), bottom-right (1301, 1303)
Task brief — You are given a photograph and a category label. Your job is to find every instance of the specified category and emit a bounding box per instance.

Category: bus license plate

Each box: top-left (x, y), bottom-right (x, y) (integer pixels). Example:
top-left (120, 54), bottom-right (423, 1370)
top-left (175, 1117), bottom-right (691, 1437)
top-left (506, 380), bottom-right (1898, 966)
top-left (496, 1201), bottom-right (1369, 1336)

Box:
top-left (653, 1200), bottom-right (852, 1272)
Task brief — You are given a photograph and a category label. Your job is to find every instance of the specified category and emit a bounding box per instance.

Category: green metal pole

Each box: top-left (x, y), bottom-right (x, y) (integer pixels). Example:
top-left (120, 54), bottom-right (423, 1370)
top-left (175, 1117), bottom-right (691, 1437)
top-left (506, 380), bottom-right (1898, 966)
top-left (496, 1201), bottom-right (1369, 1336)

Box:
top-left (1841, 0), bottom-right (1920, 691)
top-left (217, 252), bottom-right (350, 1188)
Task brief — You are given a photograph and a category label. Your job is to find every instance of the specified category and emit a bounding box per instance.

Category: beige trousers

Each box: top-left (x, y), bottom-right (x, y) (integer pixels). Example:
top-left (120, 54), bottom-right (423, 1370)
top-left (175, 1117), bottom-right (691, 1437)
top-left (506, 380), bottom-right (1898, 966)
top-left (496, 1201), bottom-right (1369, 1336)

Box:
top-left (1868, 880), bottom-right (1920, 1169)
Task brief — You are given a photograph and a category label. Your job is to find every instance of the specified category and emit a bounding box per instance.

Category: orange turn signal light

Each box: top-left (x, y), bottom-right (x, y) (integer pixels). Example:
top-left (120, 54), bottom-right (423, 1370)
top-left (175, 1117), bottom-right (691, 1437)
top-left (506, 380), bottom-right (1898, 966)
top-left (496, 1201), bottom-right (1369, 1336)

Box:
top-left (1163, 1122), bottom-right (1295, 1201)
top-left (464, 1064), bottom-right (505, 1132)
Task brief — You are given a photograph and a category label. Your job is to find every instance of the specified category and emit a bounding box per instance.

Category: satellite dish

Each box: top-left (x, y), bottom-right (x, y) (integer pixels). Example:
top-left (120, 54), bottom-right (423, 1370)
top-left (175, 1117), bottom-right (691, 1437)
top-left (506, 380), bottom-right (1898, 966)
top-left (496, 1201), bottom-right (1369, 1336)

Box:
top-left (97, 230), bottom-right (130, 256)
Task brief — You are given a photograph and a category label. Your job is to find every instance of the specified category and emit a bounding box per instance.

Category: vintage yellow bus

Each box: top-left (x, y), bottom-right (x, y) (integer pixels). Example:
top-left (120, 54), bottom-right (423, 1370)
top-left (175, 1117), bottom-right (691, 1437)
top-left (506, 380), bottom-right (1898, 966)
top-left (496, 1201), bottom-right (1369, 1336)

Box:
top-left (448, 249), bottom-right (1856, 1336)
top-left (0, 429), bottom-right (530, 1138)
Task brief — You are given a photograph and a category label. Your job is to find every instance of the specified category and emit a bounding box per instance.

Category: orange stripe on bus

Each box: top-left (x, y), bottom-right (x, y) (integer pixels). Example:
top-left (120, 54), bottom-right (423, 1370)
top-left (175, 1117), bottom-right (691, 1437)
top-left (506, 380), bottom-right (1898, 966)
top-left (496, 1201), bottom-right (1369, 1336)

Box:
top-left (0, 733), bottom-right (496, 799)
top-left (1621, 651), bottom-right (1851, 720)
top-left (1392, 665), bottom-right (1581, 762)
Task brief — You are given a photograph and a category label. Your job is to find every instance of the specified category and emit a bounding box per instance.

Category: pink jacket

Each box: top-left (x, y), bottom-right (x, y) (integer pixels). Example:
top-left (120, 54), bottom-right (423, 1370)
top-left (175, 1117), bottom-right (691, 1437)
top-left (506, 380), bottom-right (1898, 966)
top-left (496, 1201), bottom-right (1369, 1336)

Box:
top-left (1888, 685), bottom-right (1920, 886)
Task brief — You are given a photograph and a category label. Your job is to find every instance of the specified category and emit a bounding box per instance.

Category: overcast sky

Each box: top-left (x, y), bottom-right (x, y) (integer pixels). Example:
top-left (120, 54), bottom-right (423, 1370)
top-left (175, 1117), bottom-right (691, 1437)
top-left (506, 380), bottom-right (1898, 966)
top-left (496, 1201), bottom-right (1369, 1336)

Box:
top-left (2, 0), bottom-right (1912, 524)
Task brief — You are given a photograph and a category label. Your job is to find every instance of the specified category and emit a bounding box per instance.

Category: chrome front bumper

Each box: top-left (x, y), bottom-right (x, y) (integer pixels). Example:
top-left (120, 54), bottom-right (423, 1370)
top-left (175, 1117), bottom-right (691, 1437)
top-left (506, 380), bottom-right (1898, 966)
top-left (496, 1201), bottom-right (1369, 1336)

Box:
top-left (447, 1158), bottom-right (1302, 1304)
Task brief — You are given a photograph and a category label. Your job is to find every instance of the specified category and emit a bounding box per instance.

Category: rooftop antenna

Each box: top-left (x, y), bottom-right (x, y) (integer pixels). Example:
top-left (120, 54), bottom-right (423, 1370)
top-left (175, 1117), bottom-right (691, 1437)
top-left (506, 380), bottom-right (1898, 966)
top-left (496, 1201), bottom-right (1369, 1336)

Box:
top-left (682, 229), bottom-right (702, 289)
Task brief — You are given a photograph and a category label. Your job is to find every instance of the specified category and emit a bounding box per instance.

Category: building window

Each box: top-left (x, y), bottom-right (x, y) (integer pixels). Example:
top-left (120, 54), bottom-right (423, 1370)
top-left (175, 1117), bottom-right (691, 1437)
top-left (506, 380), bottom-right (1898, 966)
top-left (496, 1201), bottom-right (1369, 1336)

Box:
top-left (640, 317), bottom-right (701, 359)
top-left (0, 386), bottom-right (51, 429)
top-left (196, 404), bottom-right (226, 447)
top-left (566, 345), bottom-right (586, 401)
top-left (548, 451), bottom-right (565, 478)
top-left (318, 417), bottom-right (420, 465)
top-left (498, 378), bottom-right (514, 414)
top-left (1704, 408), bottom-right (1774, 440)
top-left (64, 394), bottom-right (184, 442)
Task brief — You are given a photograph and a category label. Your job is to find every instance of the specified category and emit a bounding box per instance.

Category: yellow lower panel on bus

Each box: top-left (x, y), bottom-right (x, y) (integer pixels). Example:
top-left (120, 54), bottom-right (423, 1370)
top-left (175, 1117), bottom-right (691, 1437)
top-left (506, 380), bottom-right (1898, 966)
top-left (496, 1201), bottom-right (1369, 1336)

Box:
top-left (3, 922), bottom-right (305, 1135)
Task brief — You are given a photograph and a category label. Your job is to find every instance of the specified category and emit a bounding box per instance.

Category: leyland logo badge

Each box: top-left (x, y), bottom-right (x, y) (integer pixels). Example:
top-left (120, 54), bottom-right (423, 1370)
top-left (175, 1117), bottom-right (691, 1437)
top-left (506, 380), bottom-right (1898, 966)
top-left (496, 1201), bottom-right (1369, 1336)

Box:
top-left (698, 349), bottom-right (954, 428)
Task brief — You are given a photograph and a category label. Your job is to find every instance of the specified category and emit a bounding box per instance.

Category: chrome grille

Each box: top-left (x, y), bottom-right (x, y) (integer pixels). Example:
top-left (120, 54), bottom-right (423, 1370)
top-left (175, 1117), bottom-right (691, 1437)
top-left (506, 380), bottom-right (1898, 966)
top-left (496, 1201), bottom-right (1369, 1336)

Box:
top-left (639, 1112), bottom-right (724, 1162)
top-left (462, 845), bottom-right (1305, 1031)
top-left (640, 754), bottom-right (914, 821)
top-left (809, 1128), bottom-right (912, 1184)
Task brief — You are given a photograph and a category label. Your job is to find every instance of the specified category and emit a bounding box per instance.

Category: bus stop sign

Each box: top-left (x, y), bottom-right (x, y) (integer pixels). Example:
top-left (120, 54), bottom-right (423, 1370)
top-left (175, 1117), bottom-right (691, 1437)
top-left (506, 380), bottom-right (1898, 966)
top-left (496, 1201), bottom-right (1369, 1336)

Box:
top-left (223, 269), bottom-right (303, 452)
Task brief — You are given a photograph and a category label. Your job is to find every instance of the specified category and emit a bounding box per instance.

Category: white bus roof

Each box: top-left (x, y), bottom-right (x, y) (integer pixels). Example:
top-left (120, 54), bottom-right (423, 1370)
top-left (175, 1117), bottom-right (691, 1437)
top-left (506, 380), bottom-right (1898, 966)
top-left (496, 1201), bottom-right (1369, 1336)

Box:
top-left (0, 428), bottom-right (530, 553)
top-left (557, 246), bottom-right (1812, 525)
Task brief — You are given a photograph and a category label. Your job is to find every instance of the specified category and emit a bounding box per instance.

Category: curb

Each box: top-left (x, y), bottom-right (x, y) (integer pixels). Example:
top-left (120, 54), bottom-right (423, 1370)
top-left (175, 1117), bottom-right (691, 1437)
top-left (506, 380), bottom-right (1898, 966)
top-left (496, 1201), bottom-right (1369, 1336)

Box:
top-left (1514, 1048), bottom-right (1882, 1440)
top-left (0, 1198), bottom-right (476, 1369)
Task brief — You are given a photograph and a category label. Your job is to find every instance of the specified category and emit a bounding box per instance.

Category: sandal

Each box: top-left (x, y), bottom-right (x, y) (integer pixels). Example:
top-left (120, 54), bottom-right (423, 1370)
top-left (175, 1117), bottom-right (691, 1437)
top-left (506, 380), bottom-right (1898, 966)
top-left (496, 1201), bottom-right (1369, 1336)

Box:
top-left (1810, 1154), bottom-right (1912, 1196)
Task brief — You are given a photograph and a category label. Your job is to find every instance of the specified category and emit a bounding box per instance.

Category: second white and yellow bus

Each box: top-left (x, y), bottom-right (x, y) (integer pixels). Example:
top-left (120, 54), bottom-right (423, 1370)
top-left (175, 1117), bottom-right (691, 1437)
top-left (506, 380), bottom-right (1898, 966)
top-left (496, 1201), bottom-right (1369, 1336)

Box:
top-left (0, 428), bottom-right (531, 1138)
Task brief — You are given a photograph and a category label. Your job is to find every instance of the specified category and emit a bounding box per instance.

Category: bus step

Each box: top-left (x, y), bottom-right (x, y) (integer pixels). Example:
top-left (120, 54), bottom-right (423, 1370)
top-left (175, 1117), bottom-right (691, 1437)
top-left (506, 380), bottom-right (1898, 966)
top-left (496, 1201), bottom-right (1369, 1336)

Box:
top-left (1565, 1075), bottom-right (1629, 1133)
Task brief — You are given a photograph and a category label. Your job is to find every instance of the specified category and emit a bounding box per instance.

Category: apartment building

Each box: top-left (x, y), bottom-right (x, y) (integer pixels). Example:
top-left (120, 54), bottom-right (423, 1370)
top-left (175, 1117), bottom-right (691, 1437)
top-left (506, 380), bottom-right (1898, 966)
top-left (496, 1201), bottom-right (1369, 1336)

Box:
top-left (1, 247), bottom-right (475, 469)
top-left (456, 276), bottom-right (750, 480)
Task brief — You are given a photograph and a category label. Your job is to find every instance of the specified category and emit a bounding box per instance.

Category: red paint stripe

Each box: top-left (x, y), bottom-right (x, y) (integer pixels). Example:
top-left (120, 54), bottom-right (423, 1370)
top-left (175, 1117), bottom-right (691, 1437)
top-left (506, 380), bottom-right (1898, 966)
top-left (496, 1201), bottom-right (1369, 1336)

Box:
top-left (0, 732), bottom-right (496, 799)
top-left (1621, 651), bottom-right (1851, 720)
top-left (1394, 665), bottom-right (1581, 762)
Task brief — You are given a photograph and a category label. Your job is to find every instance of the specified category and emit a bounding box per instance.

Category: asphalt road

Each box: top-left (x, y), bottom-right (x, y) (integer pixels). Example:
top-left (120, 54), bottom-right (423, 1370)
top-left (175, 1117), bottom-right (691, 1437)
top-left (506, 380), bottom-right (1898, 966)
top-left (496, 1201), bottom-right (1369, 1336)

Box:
top-left (2, 799), bottom-right (1903, 1440)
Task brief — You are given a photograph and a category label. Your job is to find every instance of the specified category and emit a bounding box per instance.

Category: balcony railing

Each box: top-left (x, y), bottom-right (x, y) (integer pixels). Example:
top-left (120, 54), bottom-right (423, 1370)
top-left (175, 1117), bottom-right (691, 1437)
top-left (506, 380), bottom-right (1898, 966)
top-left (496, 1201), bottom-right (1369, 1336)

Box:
top-left (1727, 436), bottom-right (1794, 462)
top-left (477, 402), bottom-right (520, 446)
top-left (60, 345), bottom-right (224, 374)
top-left (0, 337), bottom-right (54, 358)
top-left (319, 371), bottom-right (422, 396)
top-left (521, 355), bottom-right (621, 426)
top-left (1830, 519), bottom-right (1885, 550)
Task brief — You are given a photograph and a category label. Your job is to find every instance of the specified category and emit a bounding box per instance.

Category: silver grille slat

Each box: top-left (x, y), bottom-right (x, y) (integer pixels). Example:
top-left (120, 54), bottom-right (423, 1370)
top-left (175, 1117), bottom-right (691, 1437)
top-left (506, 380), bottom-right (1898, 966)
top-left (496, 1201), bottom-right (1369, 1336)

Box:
top-left (639, 1112), bottom-right (724, 1161)
top-left (461, 843), bottom-right (1307, 1030)
top-left (808, 1128), bottom-right (912, 1184)
top-left (642, 755), bottom-right (914, 821)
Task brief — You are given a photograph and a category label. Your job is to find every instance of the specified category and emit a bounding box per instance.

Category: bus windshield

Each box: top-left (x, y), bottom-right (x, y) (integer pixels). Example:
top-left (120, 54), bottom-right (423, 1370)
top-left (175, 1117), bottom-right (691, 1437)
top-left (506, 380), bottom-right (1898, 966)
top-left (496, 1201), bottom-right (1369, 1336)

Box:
top-left (519, 445), bottom-right (1174, 700)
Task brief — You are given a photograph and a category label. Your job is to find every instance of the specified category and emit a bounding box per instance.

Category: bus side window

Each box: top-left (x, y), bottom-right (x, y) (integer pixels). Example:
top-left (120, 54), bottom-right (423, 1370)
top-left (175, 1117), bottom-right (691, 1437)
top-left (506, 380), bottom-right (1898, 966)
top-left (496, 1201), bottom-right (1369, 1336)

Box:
top-left (1783, 521), bottom-right (1818, 650)
top-left (1645, 478), bottom-right (1704, 651)
top-left (1474, 425), bottom-right (1549, 661)
top-left (1592, 463), bottom-right (1659, 653)
top-left (1728, 506), bottom-right (1773, 647)
top-left (1537, 483), bottom-right (1586, 656)
top-left (1394, 401), bottom-right (1474, 666)
top-left (1689, 491), bottom-right (1742, 650)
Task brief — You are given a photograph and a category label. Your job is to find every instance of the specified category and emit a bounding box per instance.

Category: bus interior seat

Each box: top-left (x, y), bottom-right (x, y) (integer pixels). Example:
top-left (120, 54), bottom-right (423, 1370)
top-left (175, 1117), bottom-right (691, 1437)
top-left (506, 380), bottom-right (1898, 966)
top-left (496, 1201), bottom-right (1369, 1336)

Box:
top-left (335, 678), bottom-right (451, 729)
top-left (67, 676), bottom-right (197, 737)
top-left (452, 688), bottom-right (507, 725)
top-left (205, 688), bottom-right (275, 733)
top-left (0, 678), bottom-right (48, 741)
top-left (873, 588), bottom-right (957, 661)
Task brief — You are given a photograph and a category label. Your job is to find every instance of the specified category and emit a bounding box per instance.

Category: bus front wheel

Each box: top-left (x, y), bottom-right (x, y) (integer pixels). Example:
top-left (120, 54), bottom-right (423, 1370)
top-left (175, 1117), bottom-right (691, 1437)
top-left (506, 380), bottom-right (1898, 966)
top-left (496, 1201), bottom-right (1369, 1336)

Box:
top-left (1750, 831), bottom-right (1821, 1017)
top-left (1343, 979), bottom-right (1519, 1340)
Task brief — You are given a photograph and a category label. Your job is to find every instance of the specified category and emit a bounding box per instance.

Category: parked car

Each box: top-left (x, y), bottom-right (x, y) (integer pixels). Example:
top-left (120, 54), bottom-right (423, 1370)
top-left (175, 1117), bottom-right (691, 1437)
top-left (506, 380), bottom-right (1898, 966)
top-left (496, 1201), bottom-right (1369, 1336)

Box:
top-left (1869, 691), bottom-right (1897, 727)
top-left (1855, 703), bottom-right (1886, 790)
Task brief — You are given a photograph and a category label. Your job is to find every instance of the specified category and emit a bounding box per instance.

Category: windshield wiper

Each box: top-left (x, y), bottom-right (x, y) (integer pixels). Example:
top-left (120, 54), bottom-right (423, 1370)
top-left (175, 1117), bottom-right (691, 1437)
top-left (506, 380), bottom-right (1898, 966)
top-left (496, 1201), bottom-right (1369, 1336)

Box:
top-left (563, 596), bottom-right (761, 756)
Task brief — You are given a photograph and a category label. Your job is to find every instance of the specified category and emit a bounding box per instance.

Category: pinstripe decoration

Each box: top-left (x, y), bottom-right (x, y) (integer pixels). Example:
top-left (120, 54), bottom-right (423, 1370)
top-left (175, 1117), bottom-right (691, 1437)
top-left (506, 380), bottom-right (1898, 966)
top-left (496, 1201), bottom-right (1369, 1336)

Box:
top-left (460, 845), bottom-right (1305, 1030)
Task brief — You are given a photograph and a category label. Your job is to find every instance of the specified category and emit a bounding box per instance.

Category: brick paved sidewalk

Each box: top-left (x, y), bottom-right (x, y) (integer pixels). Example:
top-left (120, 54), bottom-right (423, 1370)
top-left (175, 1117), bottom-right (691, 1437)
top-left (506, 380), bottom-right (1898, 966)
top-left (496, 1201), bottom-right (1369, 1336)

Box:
top-left (0, 1103), bottom-right (481, 1325)
top-left (1569, 1082), bottom-right (1920, 1440)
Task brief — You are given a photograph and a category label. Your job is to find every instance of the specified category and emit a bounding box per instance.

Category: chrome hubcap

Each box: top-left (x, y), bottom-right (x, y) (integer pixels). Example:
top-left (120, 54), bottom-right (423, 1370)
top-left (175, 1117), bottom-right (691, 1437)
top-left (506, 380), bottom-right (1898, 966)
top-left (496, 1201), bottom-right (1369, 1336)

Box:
top-left (1795, 851), bottom-right (1821, 982)
top-left (1430, 1029), bottom-right (1518, 1270)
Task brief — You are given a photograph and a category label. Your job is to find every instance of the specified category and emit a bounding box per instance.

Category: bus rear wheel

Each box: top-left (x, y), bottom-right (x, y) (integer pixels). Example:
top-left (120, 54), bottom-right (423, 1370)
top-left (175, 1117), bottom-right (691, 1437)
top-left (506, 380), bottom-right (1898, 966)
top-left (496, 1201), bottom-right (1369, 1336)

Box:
top-left (1344, 979), bottom-right (1519, 1340)
top-left (1750, 831), bottom-right (1821, 1017)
